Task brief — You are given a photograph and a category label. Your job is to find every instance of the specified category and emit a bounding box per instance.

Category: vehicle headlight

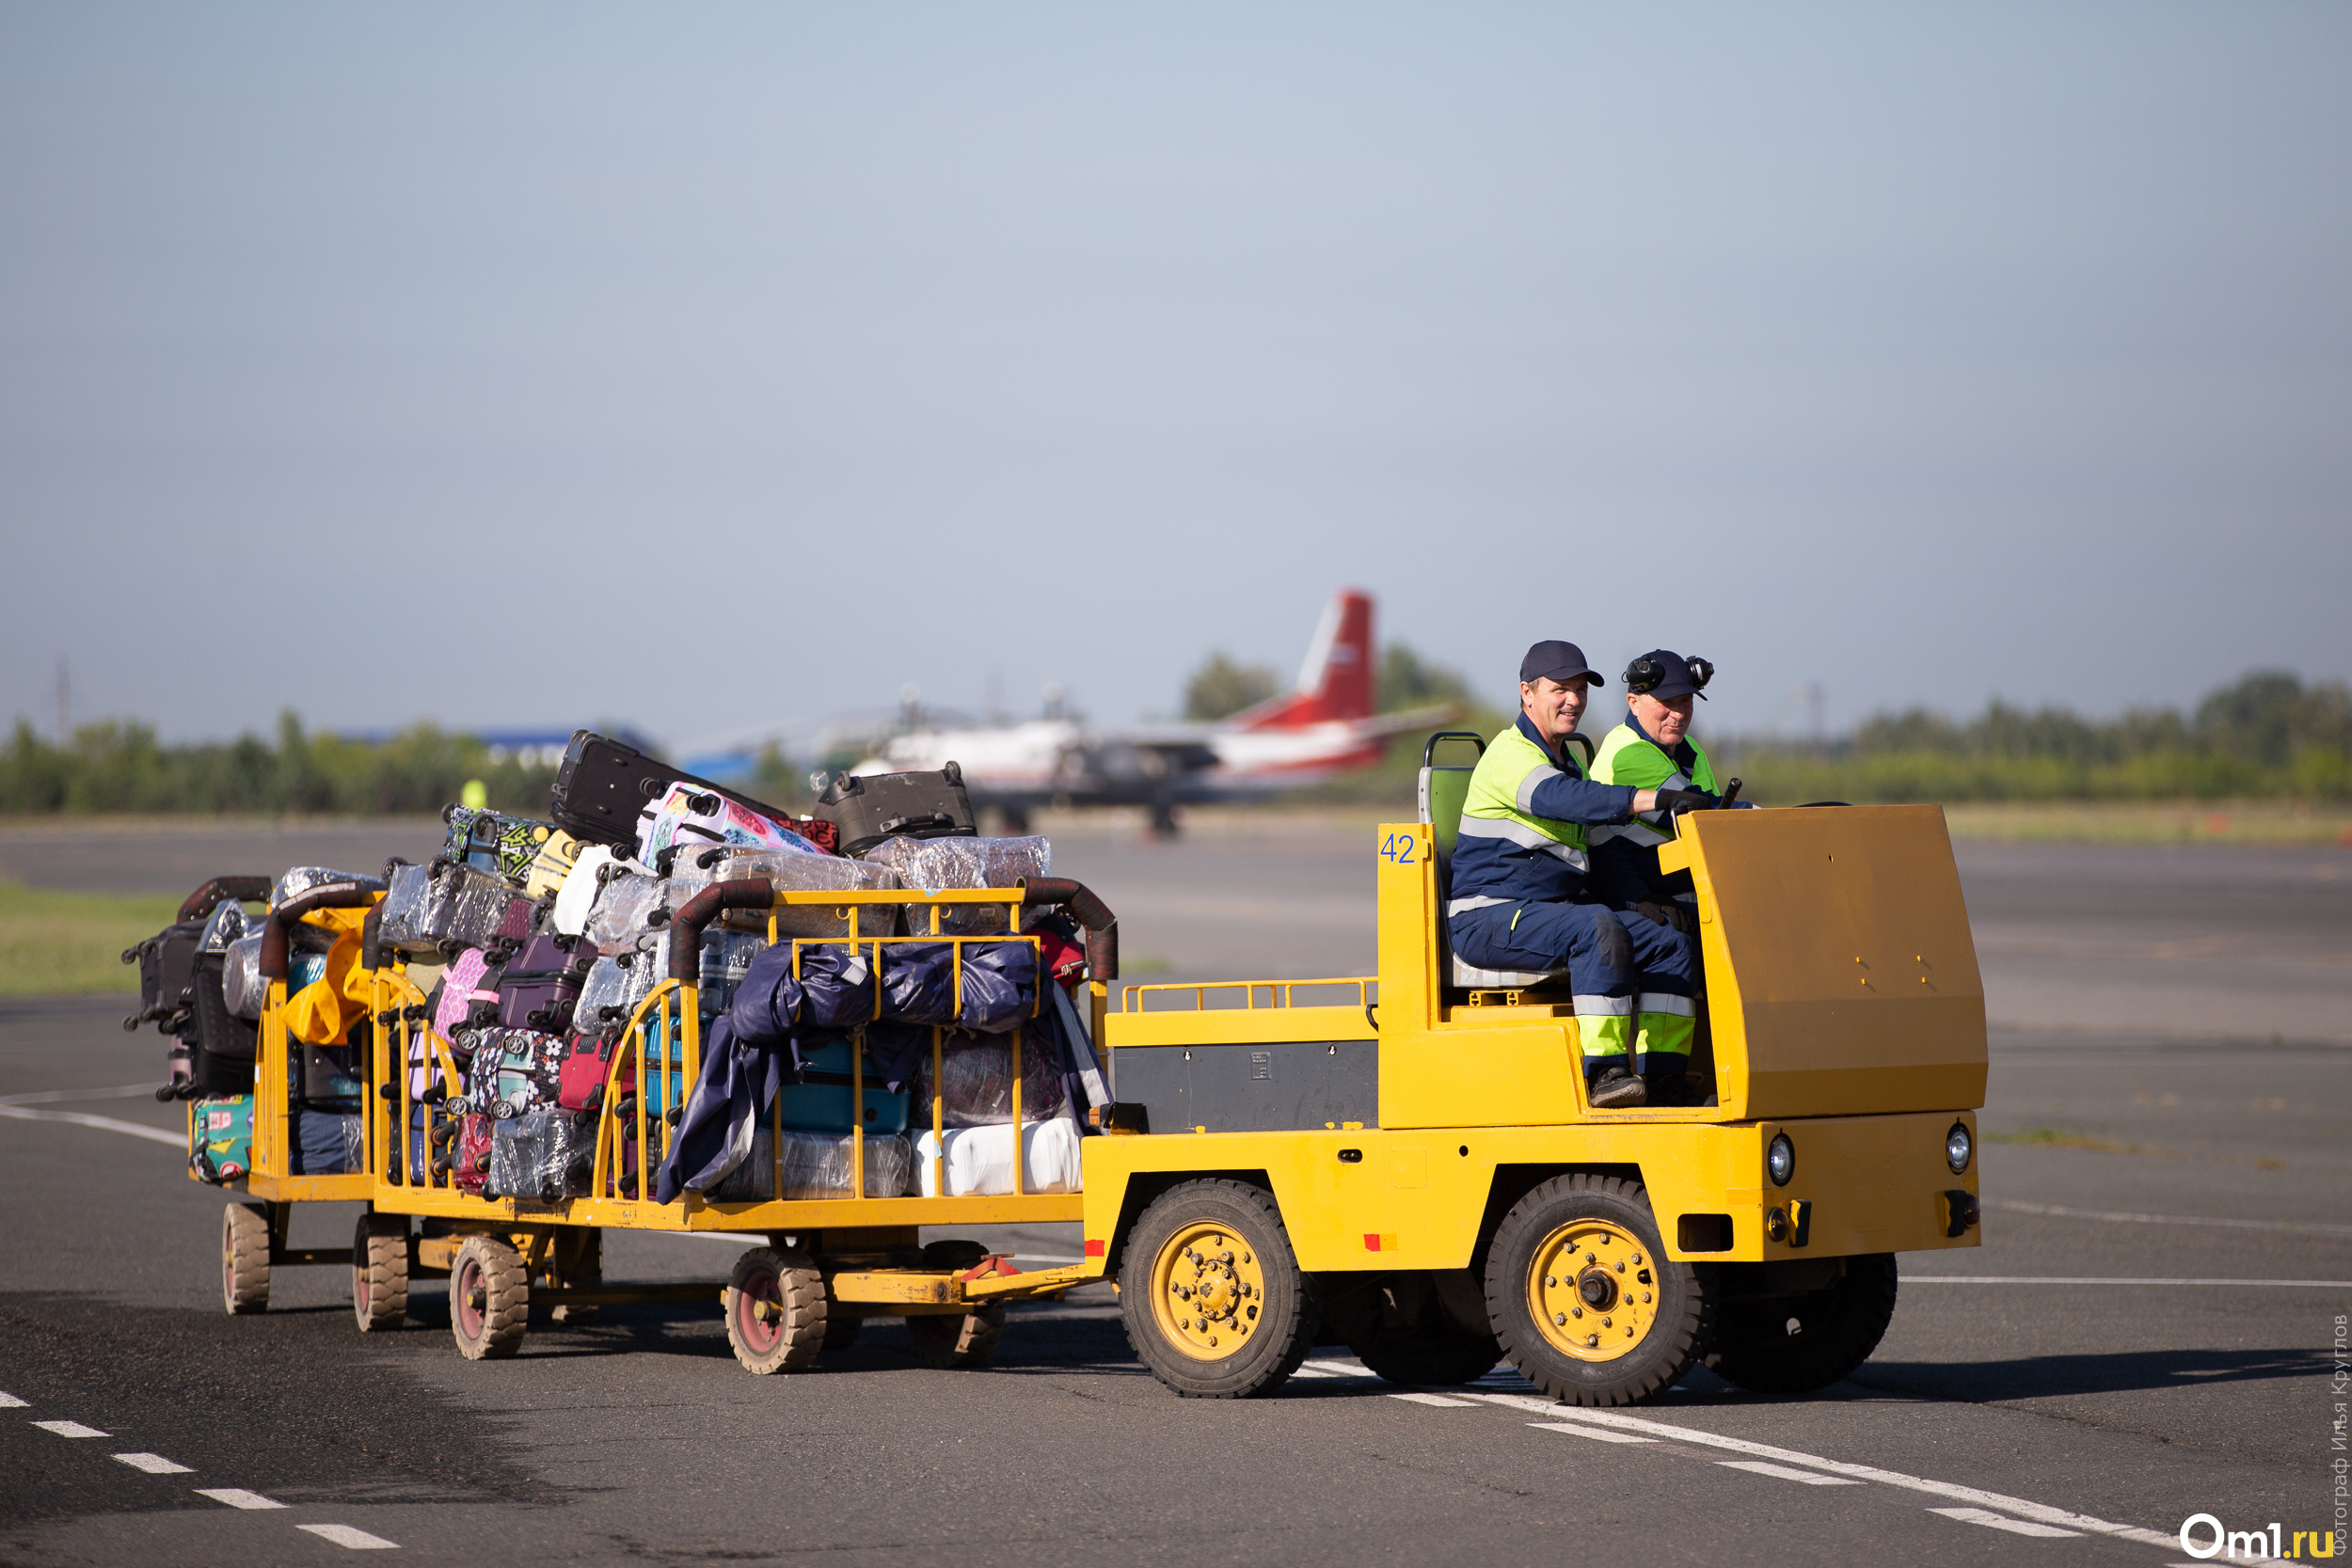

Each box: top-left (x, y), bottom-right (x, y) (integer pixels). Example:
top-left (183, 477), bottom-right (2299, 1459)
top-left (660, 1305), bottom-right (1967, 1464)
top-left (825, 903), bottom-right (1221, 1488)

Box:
top-left (1946, 1122), bottom-right (1973, 1175)
top-left (1767, 1133), bottom-right (1796, 1187)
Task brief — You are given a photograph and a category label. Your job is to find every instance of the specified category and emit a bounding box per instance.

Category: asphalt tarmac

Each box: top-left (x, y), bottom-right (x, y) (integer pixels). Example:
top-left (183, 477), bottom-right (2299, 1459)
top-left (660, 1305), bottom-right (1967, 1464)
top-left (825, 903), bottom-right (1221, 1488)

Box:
top-left (2, 816), bottom-right (2347, 1565)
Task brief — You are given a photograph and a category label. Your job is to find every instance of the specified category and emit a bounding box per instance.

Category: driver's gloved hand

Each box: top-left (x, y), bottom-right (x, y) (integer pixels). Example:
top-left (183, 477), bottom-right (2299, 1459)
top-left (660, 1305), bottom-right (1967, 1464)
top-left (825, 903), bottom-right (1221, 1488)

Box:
top-left (1654, 787), bottom-right (1722, 816)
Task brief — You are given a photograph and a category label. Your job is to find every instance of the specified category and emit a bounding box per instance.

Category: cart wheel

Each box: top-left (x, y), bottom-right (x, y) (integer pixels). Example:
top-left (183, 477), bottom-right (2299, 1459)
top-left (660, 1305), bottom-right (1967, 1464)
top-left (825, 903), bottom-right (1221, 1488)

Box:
top-left (723, 1247), bottom-right (827, 1374)
top-left (1706, 1254), bottom-right (1897, 1394)
top-left (821, 1315), bottom-right (863, 1355)
top-left (222, 1203), bottom-right (270, 1316)
top-left (451, 1236), bottom-right (530, 1360)
top-left (1119, 1179), bottom-right (1318, 1398)
top-left (1484, 1173), bottom-right (1709, 1407)
top-left (352, 1212), bottom-right (410, 1334)
top-left (907, 1305), bottom-right (1004, 1370)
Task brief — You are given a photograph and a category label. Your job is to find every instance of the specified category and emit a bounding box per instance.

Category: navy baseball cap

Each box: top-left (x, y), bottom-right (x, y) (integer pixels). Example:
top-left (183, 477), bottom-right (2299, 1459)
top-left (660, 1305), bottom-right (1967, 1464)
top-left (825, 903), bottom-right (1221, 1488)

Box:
top-left (1519, 641), bottom-right (1603, 687)
top-left (1626, 648), bottom-right (1710, 701)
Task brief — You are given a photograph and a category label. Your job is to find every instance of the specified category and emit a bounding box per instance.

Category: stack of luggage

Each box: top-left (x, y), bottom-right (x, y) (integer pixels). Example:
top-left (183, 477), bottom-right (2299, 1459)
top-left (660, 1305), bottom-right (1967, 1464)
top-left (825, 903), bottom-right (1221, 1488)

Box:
top-left (127, 731), bottom-right (1110, 1205)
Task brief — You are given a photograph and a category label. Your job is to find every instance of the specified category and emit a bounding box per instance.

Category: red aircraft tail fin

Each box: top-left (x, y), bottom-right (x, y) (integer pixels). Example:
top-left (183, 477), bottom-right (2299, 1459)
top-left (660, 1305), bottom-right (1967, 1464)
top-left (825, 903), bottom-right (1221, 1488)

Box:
top-left (1231, 589), bottom-right (1376, 730)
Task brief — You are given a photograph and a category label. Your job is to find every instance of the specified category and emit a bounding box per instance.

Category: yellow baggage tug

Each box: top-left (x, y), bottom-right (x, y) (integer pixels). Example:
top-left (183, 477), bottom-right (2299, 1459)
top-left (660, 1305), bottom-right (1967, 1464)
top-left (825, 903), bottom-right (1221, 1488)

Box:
top-left (205, 745), bottom-right (1984, 1405)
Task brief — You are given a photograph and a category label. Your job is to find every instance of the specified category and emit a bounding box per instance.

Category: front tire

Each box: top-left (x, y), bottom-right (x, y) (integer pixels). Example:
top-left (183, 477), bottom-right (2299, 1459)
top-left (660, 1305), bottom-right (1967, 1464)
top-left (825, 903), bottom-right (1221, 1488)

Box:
top-left (723, 1246), bottom-right (827, 1374)
top-left (352, 1212), bottom-right (409, 1333)
top-left (1120, 1180), bottom-right (1317, 1399)
top-left (222, 1203), bottom-right (270, 1316)
top-left (1485, 1174), bottom-right (1708, 1407)
top-left (451, 1236), bottom-right (530, 1360)
top-left (1706, 1254), bottom-right (1897, 1394)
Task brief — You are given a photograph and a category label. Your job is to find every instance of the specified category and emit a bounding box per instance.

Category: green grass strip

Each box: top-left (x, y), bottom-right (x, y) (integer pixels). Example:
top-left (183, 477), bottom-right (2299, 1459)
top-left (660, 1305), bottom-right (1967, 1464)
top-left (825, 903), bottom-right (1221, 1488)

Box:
top-left (0, 881), bottom-right (183, 996)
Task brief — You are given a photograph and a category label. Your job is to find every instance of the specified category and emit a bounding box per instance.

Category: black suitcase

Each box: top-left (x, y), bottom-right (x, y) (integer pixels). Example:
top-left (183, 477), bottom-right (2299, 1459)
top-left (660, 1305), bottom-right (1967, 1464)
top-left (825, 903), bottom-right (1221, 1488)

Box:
top-left (815, 763), bottom-right (977, 859)
top-left (184, 949), bottom-right (259, 1096)
top-left (548, 729), bottom-right (801, 850)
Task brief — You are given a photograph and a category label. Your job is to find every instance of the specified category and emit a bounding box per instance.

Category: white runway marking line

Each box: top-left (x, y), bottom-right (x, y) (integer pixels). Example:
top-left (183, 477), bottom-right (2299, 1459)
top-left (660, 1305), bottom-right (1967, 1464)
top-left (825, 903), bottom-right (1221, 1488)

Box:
top-left (113, 1452), bottom-right (194, 1474)
top-left (31, 1419), bottom-right (108, 1438)
top-left (0, 1391), bottom-right (26, 1408)
top-left (1468, 1395), bottom-right (2177, 1550)
top-left (297, 1524), bottom-right (399, 1550)
top-left (1294, 1359), bottom-right (1374, 1379)
top-left (0, 1102), bottom-right (187, 1148)
top-left (1388, 1392), bottom-right (1477, 1407)
top-left (1530, 1421), bottom-right (1657, 1445)
top-left (195, 1488), bottom-right (285, 1510)
top-left (1720, 1460), bottom-right (1863, 1486)
top-left (1929, 1506), bottom-right (2080, 1539)
top-left (1902, 1275), bottom-right (2352, 1288)
top-left (1990, 1197), bottom-right (2352, 1239)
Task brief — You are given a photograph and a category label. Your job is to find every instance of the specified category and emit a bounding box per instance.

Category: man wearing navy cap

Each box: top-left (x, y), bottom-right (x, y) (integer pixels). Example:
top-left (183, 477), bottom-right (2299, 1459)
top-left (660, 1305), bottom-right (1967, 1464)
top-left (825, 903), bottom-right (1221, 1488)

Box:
top-left (1448, 641), bottom-right (1708, 1109)
top-left (1587, 650), bottom-right (1743, 1101)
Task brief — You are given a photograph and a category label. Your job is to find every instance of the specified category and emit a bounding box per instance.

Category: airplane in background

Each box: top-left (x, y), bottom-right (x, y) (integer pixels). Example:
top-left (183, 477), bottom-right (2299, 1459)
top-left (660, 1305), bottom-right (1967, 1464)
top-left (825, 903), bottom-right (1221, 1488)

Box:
top-left (843, 588), bottom-right (1454, 833)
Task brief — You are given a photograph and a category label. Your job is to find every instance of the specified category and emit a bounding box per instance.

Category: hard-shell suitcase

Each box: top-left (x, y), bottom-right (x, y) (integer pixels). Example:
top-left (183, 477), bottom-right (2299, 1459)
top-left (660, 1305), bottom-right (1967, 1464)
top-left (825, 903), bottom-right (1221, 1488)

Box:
top-left (443, 805), bottom-right (566, 888)
top-left (713, 1126), bottom-right (911, 1202)
top-left (815, 765), bottom-right (977, 859)
top-left (549, 729), bottom-right (803, 851)
top-left (376, 862), bottom-right (453, 957)
top-left (495, 932), bottom-right (596, 1034)
top-left (556, 1031), bottom-right (633, 1112)
top-left (420, 859), bottom-right (541, 954)
top-left (636, 783), bottom-right (825, 869)
top-left (190, 1094), bottom-right (253, 1183)
top-left (453, 1114), bottom-right (495, 1193)
top-left (775, 1037), bottom-right (911, 1134)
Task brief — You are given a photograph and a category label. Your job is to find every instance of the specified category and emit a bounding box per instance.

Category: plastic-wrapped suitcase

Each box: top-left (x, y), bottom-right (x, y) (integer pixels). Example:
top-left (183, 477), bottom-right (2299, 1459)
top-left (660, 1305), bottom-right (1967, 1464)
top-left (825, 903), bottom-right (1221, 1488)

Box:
top-left (860, 835), bottom-right (1049, 937)
top-left (712, 1127), bottom-right (912, 1202)
top-left (914, 1115), bottom-right (1083, 1196)
top-left (485, 1109), bottom-right (596, 1202)
top-left (548, 729), bottom-right (804, 850)
top-left (815, 765), bottom-right (977, 859)
top-left (577, 950), bottom-right (660, 1034)
top-left (420, 859), bottom-right (542, 953)
top-left (271, 866), bottom-right (386, 910)
top-left (376, 862), bottom-right (454, 957)
top-left (666, 846), bottom-right (903, 938)
top-left (914, 1034), bottom-right (1068, 1128)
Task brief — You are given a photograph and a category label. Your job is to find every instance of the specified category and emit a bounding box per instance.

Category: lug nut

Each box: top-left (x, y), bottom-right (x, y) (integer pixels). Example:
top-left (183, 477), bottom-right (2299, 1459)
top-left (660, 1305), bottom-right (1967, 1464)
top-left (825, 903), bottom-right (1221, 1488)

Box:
top-left (1615, 1260), bottom-right (1625, 1273)
top-left (1571, 1307), bottom-right (1582, 1319)
top-left (1631, 1254), bottom-right (1643, 1265)
top-left (1584, 1252), bottom-right (1596, 1264)
top-left (1601, 1317), bottom-right (1613, 1327)
top-left (1554, 1312), bottom-right (1567, 1326)
top-left (1642, 1292), bottom-right (1652, 1303)
top-left (1587, 1334), bottom-right (1599, 1347)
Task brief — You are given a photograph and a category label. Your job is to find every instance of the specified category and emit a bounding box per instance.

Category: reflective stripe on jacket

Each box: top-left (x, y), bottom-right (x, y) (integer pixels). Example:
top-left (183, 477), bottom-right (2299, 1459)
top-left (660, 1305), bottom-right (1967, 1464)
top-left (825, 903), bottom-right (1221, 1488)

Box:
top-left (1448, 713), bottom-right (1638, 914)
top-left (1586, 721), bottom-right (1719, 851)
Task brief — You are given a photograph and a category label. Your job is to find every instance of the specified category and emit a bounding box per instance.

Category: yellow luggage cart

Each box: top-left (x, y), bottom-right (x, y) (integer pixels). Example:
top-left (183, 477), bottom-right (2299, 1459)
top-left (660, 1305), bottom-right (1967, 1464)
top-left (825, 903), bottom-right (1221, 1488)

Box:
top-left (329, 873), bottom-right (1114, 1371)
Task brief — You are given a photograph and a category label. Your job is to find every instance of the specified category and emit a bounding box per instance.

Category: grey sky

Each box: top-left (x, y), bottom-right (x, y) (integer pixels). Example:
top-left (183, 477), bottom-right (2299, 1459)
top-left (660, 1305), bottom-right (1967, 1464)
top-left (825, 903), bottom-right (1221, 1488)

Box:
top-left (4, 2), bottom-right (2345, 750)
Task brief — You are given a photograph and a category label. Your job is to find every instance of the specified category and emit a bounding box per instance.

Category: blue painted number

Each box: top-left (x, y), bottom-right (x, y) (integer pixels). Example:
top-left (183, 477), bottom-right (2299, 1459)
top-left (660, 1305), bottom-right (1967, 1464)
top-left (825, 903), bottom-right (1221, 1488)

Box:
top-left (1380, 832), bottom-right (1418, 864)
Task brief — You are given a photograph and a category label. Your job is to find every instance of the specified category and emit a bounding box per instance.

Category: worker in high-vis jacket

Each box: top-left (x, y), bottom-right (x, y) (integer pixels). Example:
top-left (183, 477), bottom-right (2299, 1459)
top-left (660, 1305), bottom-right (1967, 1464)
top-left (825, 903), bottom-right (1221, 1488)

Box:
top-left (1447, 641), bottom-right (1713, 1110)
top-left (1589, 648), bottom-right (1745, 928)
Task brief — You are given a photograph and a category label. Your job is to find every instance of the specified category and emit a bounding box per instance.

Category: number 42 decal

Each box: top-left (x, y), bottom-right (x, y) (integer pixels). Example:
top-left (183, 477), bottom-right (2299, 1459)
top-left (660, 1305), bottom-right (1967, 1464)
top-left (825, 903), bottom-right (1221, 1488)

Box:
top-left (1380, 832), bottom-right (1418, 864)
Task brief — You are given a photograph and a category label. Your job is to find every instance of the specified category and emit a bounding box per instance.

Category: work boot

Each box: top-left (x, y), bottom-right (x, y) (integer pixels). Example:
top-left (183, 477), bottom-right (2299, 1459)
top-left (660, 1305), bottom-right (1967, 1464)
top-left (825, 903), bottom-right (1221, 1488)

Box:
top-left (1589, 1067), bottom-right (1646, 1109)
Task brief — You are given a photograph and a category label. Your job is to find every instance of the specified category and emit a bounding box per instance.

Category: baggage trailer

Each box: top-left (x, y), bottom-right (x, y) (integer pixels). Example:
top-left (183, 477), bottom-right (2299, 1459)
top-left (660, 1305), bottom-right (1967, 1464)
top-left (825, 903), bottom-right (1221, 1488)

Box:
top-left (199, 748), bottom-right (1984, 1403)
top-left (210, 877), bottom-right (1114, 1372)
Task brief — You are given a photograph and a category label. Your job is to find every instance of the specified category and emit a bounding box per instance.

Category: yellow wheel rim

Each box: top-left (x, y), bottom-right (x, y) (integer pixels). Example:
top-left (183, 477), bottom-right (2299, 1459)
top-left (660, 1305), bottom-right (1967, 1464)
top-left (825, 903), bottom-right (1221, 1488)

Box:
top-left (1149, 1223), bottom-right (1266, 1362)
top-left (1527, 1218), bottom-right (1657, 1363)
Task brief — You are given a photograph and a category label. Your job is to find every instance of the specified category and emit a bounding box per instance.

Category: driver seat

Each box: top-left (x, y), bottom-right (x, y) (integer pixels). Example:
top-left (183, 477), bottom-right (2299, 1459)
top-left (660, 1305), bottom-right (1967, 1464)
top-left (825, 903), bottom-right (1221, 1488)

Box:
top-left (1420, 733), bottom-right (1576, 990)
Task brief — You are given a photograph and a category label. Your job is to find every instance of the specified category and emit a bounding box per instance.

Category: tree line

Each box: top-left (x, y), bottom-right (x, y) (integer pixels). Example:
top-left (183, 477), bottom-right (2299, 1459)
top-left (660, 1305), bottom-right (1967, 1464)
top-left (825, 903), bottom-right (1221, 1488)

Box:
top-left (2, 664), bottom-right (2344, 817)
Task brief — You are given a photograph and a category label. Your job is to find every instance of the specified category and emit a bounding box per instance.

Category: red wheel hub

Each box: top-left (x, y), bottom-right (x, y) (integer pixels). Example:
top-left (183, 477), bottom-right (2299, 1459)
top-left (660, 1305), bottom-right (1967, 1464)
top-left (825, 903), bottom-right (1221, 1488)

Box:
top-left (455, 1259), bottom-right (485, 1339)
top-left (735, 1267), bottom-right (782, 1354)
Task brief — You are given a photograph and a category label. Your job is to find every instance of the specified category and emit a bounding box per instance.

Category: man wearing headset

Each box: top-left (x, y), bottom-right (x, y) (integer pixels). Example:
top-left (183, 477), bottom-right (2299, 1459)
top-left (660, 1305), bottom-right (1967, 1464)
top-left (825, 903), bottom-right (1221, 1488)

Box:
top-left (1448, 641), bottom-right (1713, 1110)
top-left (1588, 649), bottom-right (1748, 1099)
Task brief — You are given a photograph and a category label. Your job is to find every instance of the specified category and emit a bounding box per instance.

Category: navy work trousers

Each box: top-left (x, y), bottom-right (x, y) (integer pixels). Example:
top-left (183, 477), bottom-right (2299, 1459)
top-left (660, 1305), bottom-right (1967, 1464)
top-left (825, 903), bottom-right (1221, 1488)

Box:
top-left (1450, 899), bottom-right (1696, 999)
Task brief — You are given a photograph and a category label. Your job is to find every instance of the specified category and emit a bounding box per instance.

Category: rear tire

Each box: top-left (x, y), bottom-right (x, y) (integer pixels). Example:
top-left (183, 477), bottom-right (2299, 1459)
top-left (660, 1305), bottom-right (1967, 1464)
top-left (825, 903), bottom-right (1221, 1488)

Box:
top-left (723, 1246), bottom-right (827, 1374)
top-left (1119, 1180), bottom-right (1317, 1398)
top-left (352, 1212), bottom-right (409, 1333)
top-left (1332, 1273), bottom-right (1502, 1386)
top-left (1706, 1254), bottom-right (1897, 1394)
top-left (451, 1236), bottom-right (530, 1360)
top-left (1485, 1173), bottom-right (1708, 1407)
top-left (1350, 1320), bottom-right (1502, 1386)
top-left (222, 1203), bottom-right (270, 1316)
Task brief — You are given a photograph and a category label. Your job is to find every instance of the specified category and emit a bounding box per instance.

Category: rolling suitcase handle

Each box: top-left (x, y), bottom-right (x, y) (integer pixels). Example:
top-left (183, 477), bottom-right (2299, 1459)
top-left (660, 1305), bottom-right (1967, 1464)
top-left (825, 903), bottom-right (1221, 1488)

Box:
top-left (667, 879), bottom-right (775, 982)
top-left (176, 876), bottom-right (273, 926)
top-left (257, 880), bottom-right (386, 981)
top-left (1016, 877), bottom-right (1120, 981)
